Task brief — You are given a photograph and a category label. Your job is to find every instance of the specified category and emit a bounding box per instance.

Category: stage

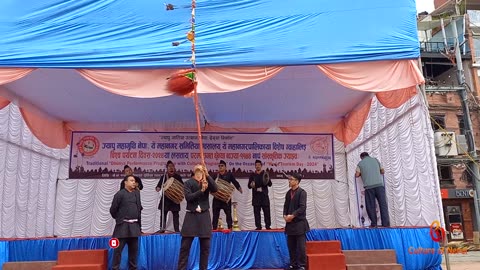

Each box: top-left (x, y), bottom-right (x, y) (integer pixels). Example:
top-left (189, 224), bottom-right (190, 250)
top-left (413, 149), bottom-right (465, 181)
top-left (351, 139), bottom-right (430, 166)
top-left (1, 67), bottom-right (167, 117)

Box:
top-left (0, 227), bottom-right (441, 270)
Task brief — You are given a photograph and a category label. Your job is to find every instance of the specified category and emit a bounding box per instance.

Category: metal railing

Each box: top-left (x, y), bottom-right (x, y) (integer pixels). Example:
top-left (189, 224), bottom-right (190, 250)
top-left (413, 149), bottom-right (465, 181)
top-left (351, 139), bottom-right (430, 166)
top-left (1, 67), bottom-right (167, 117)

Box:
top-left (420, 41), bottom-right (455, 53)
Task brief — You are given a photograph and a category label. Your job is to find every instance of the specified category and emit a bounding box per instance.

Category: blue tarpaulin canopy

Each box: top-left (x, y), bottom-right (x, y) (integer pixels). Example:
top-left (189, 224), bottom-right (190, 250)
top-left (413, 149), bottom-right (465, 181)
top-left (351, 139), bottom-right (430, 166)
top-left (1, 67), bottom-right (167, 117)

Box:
top-left (0, 0), bottom-right (423, 149)
top-left (0, 0), bottom-right (419, 68)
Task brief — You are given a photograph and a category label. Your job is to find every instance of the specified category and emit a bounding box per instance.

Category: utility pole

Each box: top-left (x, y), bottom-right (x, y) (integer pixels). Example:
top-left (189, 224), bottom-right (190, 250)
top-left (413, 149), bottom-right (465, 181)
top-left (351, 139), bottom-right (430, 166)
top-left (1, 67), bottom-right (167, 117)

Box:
top-left (451, 16), bottom-right (480, 237)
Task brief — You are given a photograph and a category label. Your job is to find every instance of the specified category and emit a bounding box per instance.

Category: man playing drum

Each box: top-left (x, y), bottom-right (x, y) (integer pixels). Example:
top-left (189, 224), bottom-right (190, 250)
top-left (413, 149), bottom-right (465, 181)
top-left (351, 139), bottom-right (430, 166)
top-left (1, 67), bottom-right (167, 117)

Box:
top-left (212, 160), bottom-right (243, 230)
top-left (156, 160), bottom-right (183, 232)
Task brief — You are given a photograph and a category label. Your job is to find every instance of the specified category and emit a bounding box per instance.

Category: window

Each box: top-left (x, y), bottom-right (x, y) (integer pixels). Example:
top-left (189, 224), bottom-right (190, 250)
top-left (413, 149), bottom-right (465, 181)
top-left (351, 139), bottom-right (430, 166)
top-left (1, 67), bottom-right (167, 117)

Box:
top-left (431, 115), bottom-right (446, 131)
top-left (457, 115), bottom-right (465, 135)
top-left (461, 169), bottom-right (473, 183)
top-left (438, 165), bottom-right (453, 180)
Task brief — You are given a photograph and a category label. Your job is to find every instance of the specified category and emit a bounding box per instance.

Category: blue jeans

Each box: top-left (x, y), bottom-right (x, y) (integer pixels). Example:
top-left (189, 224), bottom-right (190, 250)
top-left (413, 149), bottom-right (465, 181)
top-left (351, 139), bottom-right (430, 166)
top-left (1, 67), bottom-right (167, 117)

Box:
top-left (365, 186), bottom-right (390, 227)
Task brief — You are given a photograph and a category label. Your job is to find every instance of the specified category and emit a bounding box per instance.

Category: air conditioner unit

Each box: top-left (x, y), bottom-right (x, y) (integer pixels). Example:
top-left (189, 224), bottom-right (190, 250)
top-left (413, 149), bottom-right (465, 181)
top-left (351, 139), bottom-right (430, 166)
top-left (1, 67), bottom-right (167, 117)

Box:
top-left (434, 131), bottom-right (458, 156)
top-left (456, 135), bottom-right (469, 155)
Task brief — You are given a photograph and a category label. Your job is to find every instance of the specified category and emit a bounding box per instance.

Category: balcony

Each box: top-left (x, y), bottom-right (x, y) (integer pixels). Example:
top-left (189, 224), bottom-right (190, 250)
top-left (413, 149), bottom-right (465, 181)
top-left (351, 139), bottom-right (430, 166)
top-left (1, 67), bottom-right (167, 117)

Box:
top-left (420, 41), bottom-right (470, 60)
top-left (420, 41), bottom-right (452, 53)
top-left (425, 84), bottom-right (463, 92)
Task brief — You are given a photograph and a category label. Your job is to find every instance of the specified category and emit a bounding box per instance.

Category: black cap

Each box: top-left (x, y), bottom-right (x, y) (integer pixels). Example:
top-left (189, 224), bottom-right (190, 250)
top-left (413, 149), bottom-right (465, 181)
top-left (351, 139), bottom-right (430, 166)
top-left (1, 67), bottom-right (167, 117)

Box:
top-left (291, 173), bottom-right (302, 182)
top-left (219, 160), bottom-right (226, 166)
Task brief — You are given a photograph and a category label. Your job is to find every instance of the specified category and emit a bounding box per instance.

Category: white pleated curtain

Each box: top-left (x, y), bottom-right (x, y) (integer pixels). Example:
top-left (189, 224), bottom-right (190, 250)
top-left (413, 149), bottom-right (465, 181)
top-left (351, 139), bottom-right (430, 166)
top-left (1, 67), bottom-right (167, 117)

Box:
top-left (0, 92), bottom-right (443, 237)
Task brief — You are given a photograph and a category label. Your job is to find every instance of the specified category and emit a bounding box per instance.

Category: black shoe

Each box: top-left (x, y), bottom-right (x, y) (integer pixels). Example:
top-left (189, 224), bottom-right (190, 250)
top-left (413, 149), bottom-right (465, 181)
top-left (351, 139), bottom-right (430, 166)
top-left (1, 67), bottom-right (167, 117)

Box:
top-left (255, 227), bottom-right (262, 230)
top-left (266, 227), bottom-right (272, 230)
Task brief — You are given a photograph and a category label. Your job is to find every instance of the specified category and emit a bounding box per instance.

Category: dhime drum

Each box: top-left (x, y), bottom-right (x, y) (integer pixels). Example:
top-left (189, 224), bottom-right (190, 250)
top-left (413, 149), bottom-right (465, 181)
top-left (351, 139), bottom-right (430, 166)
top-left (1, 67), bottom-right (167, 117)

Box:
top-left (163, 177), bottom-right (184, 204)
top-left (212, 178), bottom-right (235, 203)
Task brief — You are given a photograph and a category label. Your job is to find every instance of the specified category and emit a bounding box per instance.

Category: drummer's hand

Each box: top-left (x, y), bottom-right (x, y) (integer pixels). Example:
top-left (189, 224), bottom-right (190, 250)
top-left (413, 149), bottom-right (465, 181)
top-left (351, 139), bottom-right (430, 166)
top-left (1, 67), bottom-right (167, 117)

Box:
top-left (250, 182), bottom-right (255, 188)
top-left (238, 187), bottom-right (243, 194)
top-left (155, 187), bottom-right (161, 192)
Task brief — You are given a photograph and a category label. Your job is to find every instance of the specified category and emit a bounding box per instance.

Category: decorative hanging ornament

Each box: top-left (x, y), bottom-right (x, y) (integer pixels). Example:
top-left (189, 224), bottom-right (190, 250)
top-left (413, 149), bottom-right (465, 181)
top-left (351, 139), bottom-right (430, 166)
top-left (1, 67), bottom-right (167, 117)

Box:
top-left (166, 69), bottom-right (197, 96)
top-left (187, 31), bottom-right (195, 42)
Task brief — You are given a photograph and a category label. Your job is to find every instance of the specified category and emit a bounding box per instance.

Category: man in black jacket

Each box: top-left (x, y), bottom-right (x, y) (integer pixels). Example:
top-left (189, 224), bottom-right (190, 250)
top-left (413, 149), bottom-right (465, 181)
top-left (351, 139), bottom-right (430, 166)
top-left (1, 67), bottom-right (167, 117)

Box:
top-left (212, 160), bottom-right (242, 229)
top-left (177, 164), bottom-right (218, 270)
top-left (248, 160), bottom-right (272, 230)
top-left (283, 173), bottom-right (309, 270)
top-left (156, 160), bottom-right (183, 232)
top-left (110, 175), bottom-right (143, 270)
top-left (120, 165), bottom-right (143, 190)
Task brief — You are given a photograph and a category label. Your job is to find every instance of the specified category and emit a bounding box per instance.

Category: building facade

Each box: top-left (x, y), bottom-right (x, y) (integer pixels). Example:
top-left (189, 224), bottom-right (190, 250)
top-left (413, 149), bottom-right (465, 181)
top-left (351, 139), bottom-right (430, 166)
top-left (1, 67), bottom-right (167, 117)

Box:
top-left (418, 0), bottom-right (480, 242)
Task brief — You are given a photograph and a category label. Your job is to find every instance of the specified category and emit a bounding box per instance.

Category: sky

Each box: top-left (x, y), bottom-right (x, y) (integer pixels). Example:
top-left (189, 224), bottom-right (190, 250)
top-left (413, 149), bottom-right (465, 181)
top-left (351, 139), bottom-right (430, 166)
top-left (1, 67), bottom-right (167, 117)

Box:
top-left (416, 0), bottom-right (435, 13)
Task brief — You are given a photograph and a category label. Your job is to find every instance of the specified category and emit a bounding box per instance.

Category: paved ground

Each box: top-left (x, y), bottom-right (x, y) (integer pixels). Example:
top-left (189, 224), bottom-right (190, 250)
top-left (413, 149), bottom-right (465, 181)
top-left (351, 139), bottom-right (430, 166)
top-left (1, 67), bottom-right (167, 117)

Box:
top-left (441, 251), bottom-right (480, 270)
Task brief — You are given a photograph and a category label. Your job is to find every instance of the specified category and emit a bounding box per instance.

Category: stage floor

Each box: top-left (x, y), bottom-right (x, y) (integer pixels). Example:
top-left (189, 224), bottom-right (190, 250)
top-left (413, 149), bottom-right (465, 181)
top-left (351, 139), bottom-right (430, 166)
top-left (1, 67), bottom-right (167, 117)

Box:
top-left (1, 227), bottom-right (442, 270)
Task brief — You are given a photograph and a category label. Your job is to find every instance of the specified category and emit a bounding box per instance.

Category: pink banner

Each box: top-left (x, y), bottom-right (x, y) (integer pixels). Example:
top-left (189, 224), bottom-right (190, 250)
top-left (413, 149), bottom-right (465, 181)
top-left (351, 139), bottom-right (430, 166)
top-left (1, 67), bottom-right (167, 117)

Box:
top-left (69, 132), bottom-right (334, 180)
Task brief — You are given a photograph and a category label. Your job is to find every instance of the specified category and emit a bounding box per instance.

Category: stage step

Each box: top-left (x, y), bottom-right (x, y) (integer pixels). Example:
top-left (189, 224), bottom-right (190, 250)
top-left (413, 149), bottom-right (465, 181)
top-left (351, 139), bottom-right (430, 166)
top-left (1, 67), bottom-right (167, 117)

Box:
top-left (2, 261), bottom-right (57, 270)
top-left (306, 241), bottom-right (346, 270)
top-left (52, 249), bottom-right (107, 270)
top-left (307, 253), bottom-right (346, 270)
top-left (343, 249), bottom-right (402, 270)
top-left (52, 264), bottom-right (105, 270)
top-left (346, 263), bottom-right (403, 270)
top-left (306, 240), bottom-right (342, 254)
top-left (343, 250), bottom-right (397, 264)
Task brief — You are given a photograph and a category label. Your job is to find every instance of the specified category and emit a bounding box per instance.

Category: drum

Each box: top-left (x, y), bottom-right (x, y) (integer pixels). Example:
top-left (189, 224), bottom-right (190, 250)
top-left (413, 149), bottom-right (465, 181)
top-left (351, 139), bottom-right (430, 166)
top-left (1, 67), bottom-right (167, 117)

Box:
top-left (163, 177), bottom-right (184, 204)
top-left (212, 178), bottom-right (235, 203)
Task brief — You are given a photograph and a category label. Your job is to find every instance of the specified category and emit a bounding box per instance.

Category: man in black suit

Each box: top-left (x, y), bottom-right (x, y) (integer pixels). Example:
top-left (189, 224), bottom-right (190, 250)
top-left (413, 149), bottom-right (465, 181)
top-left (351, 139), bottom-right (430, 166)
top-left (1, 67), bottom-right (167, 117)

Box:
top-left (156, 160), bottom-right (183, 232)
top-left (110, 175), bottom-right (143, 270)
top-left (248, 160), bottom-right (272, 230)
top-left (283, 173), bottom-right (309, 270)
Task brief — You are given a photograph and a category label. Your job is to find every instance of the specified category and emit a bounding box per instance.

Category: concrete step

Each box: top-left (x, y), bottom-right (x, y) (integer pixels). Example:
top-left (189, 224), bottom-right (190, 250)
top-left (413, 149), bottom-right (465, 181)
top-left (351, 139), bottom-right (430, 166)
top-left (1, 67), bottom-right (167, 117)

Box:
top-left (346, 263), bottom-right (403, 270)
top-left (3, 261), bottom-right (57, 270)
top-left (306, 240), bottom-right (342, 254)
top-left (343, 249), bottom-right (397, 264)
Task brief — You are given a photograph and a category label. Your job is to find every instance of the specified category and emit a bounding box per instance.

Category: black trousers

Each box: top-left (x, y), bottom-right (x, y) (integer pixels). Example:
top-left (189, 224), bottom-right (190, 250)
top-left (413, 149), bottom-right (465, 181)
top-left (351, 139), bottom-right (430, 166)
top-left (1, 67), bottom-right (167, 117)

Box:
top-left (162, 210), bottom-right (180, 232)
top-left (112, 237), bottom-right (138, 270)
top-left (177, 237), bottom-right (211, 270)
top-left (253, 205), bottom-right (271, 229)
top-left (287, 234), bottom-right (306, 268)
top-left (365, 186), bottom-right (390, 227)
top-left (212, 206), bottom-right (232, 229)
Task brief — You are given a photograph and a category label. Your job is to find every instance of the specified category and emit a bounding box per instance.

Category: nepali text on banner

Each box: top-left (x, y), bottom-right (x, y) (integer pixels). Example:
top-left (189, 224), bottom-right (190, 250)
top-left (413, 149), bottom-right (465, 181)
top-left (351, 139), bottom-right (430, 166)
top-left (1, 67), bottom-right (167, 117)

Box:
top-left (69, 132), bottom-right (334, 180)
